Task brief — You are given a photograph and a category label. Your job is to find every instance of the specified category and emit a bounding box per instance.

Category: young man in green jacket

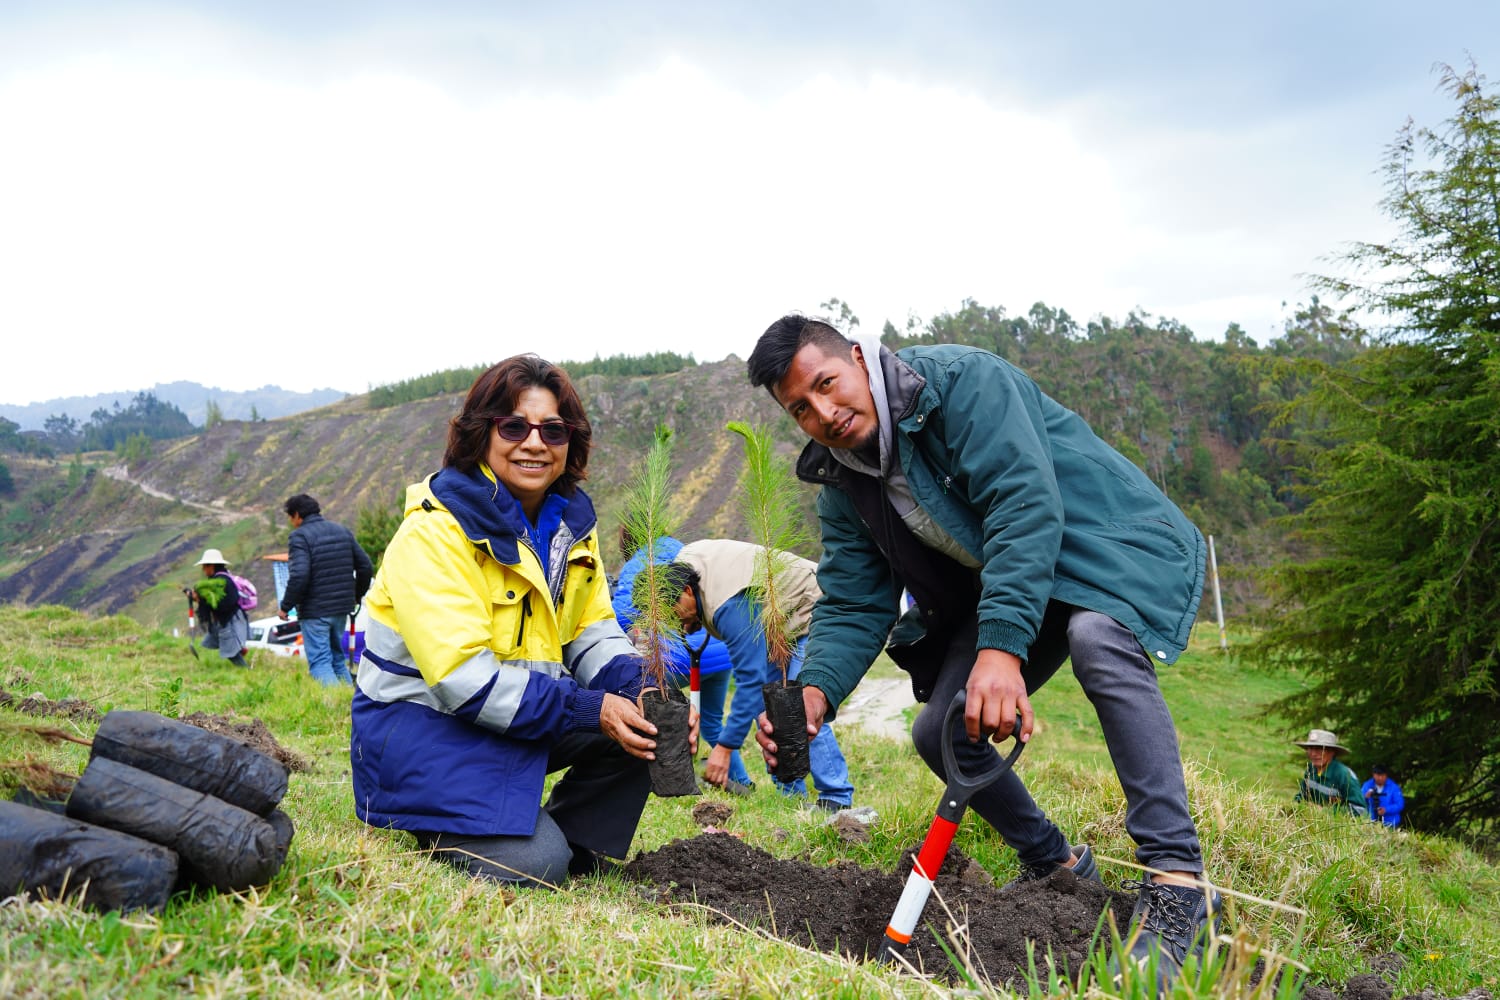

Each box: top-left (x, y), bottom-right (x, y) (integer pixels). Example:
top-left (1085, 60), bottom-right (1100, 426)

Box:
top-left (746, 314), bottom-right (1218, 989)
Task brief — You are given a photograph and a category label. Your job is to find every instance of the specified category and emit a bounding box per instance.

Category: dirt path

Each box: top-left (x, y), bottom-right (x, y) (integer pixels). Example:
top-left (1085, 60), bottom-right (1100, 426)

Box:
top-left (101, 465), bottom-right (250, 524)
top-left (836, 677), bottom-right (914, 741)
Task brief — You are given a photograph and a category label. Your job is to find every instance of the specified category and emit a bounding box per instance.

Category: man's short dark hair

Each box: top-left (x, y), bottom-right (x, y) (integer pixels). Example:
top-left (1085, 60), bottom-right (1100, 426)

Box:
top-left (284, 494), bottom-right (321, 518)
top-left (746, 314), bottom-right (855, 393)
top-left (631, 561), bottom-right (699, 616)
top-left (1372, 764), bottom-right (1389, 775)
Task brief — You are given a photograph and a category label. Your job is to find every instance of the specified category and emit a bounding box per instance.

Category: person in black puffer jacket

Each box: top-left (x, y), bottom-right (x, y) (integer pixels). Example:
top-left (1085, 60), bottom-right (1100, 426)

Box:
top-left (278, 494), bottom-right (374, 686)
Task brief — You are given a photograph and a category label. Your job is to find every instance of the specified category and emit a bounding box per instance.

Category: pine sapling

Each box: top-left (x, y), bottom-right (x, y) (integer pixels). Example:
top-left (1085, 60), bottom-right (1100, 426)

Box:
top-left (726, 420), bottom-right (810, 684)
top-left (620, 425), bottom-right (684, 693)
top-left (728, 420), bottom-right (814, 781)
top-left (619, 425), bottom-right (698, 796)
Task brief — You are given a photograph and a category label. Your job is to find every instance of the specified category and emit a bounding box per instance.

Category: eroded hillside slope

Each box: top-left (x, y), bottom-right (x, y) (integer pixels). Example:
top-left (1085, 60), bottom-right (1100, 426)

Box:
top-left (0, 359), bottom-right (809, 627)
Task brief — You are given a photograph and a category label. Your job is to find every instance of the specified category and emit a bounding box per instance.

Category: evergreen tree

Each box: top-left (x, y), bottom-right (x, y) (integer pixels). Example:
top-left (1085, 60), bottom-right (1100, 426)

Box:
top-left (43, 414), bottom-right (80, 450)
top-left (727, 421), bottom-right (811, 678)
top-left (1251, 62), bottom-right (1500, 838)
top-left (355, 500), bottom-right (404, 572)
top-left (366, 353), bottom-right (698, 409)
top-left (78, 393), bottom-right (196, 450)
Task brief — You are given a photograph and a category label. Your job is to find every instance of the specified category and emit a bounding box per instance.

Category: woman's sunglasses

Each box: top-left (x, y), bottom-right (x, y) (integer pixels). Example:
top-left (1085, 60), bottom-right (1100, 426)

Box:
top-left (494, 416), bottom-right (573, 446)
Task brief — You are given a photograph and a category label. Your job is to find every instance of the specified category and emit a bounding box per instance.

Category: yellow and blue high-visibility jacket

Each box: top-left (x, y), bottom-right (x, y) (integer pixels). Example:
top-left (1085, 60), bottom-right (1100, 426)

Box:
top-left (351, 464), bottom-right (645, 836)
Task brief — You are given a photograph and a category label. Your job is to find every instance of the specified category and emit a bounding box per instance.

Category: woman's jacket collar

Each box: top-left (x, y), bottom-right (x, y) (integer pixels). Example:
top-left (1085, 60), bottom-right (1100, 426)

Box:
top-left (427, 464), bottom-right (596, 565)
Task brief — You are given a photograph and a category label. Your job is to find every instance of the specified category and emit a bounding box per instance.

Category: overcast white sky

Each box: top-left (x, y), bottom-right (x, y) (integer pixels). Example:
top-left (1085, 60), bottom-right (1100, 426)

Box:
top-left (2, 2), bottom-right (1497, 405)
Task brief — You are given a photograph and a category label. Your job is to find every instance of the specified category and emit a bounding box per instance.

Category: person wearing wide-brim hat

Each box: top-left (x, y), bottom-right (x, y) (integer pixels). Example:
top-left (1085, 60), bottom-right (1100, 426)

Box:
top-left (1293, 728), bottom-right (1363, 816)
top-left (189, 548), bottom-right (250, 668)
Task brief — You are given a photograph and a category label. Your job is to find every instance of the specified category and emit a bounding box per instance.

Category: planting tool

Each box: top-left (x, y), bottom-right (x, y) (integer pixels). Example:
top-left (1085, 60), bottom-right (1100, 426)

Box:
top-left (877, 689), bottom-right (1024, 964)
top-left (183, 589), bottom-right (200, 661)
top-left (347, 608), bottom-right (360, 675)
top-left (686, 630), bottom-right (709, 716)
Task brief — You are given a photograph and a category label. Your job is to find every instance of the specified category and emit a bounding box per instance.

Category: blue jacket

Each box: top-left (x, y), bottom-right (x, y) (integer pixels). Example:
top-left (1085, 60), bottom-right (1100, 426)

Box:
top-left (611, 537), bottom-right (732, 680)
top-left (798, 344), bottom-right (1206, 714)
top-left (1361, 778), bottom-right (1404, 827)
top-left (351, 465), bottom-right (645, 837)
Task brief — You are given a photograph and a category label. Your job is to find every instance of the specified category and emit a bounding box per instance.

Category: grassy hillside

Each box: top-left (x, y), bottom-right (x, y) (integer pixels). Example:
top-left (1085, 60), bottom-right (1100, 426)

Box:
top-left (0, 359), bottom-right (807, 631)
top-left (97, 361), bottom-right (800, 529)
top-left (1, 606), bottom-right (1495, 998)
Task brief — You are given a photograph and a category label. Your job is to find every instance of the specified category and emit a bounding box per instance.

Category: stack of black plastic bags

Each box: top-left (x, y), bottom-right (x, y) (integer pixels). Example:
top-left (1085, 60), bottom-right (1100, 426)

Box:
top-left (0, 710), bottom-right (295, 913)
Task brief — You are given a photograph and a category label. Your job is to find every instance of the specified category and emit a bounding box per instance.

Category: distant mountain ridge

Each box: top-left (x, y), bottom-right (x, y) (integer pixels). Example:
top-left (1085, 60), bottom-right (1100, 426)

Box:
top-left (0, 381), bottom-right (351, 431)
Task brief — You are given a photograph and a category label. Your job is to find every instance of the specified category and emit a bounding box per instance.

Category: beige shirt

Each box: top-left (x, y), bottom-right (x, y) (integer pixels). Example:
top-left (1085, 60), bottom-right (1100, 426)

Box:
top-left (675, 539), bottom-right (821, 641)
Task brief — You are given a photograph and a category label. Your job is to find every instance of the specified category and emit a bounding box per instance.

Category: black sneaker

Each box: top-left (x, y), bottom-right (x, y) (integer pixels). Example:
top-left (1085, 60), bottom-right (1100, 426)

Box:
top-left (1002, 843), bottom-right (1101, 891)
top-left (722, 778), bottom-right (756, 797)
top-left (1115, 878), bottom-right (1222, 990)
top-left (809, 797), bottom-right (849, 813)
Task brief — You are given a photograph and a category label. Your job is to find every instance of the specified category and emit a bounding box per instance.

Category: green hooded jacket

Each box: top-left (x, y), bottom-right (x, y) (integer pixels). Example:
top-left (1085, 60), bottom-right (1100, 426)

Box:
top-left (797, 344), bottom-right (1206, 715)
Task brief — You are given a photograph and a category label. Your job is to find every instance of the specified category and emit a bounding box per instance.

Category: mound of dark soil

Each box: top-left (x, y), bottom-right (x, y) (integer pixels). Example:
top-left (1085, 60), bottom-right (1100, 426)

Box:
top-left (0, 688), bottom-right (102, 723)
top-left (0, 691), bottom-right (311, 776)
top-left (624, 831), bottom-right (1133, 986)
top-left (627, 836), bottom-right (1490, 998)
top-left (177, 712), bottom-right (313, 774)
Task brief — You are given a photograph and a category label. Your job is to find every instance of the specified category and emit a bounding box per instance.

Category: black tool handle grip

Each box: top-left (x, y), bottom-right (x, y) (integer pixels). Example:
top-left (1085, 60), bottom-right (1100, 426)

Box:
top-left (939, 689), bottom-right (1025, 808)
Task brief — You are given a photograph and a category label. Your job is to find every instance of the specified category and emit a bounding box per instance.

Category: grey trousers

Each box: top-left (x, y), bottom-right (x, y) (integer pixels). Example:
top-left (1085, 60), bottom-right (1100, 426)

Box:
top-left (413, 730), bottom-right (651, 889)
top-left (909, 603), bottom-right (1204, 875)
top-left (200, 610), bottom-right (249, 660)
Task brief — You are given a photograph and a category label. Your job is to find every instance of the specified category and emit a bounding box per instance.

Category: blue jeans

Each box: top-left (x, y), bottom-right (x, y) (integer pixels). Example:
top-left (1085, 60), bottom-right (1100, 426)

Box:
top-left (715, 594), bottom-right (854, 806)
top-left (300, 616), bottom-right (353, 686)
top-left (693, 668), bottom-right (752, 786)
top-left (910, 604), bottom-right (1203, 874)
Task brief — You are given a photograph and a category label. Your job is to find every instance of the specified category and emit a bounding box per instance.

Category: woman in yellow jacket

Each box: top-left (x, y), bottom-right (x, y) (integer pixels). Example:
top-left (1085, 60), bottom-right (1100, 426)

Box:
top-left (352, 355), bottom-right (672, 887)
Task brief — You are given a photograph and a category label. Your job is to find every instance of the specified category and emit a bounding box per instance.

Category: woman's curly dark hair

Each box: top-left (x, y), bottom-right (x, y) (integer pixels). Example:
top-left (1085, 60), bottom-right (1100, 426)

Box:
top-left (443, 354), bottom-right (592, 496)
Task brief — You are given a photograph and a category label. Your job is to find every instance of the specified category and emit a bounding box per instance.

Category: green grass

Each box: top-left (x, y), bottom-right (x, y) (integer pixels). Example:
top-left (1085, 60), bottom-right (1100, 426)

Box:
top-left (1010, 622), bottom-right (1311, 790)
top-left (866, 622), bottom-right (1303, 789)
top-left (1, 605), bottom-right (1496, 999)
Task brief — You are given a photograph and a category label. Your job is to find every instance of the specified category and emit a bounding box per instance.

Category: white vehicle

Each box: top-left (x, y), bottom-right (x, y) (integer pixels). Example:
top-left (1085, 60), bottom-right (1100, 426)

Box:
top-left (245, 616), bottom-right (303, 658)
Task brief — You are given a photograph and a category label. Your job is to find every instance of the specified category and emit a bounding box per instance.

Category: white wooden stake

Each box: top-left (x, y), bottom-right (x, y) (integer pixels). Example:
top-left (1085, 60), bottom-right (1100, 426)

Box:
top-left (1208, 534), bottom-right (1227, 651)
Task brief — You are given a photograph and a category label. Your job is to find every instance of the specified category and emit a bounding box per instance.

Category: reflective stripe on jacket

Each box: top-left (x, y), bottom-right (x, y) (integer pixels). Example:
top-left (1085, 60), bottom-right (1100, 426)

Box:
top-left (351, 467), bottom-right (645, 836)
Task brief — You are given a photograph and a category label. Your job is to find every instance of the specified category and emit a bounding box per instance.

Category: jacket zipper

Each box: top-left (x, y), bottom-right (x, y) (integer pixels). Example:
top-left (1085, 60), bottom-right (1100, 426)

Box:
top-left (516, 594), bottom-right (531, 647)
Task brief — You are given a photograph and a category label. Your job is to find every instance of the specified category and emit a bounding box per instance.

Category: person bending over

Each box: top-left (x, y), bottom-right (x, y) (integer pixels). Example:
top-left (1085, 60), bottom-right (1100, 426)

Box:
top-left (644, 539), bottom-right (854, 811)
top-left (747, 314), bottom-right (1216, 989)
